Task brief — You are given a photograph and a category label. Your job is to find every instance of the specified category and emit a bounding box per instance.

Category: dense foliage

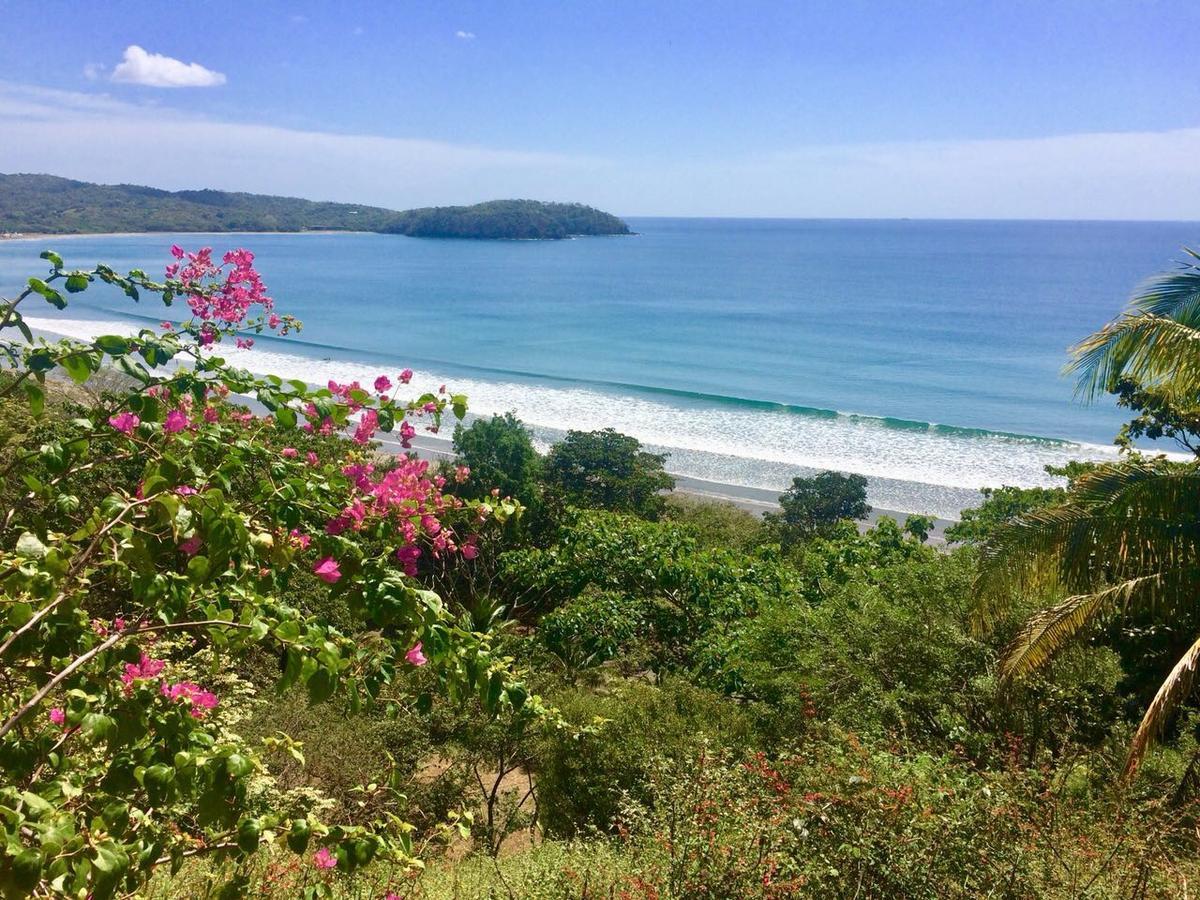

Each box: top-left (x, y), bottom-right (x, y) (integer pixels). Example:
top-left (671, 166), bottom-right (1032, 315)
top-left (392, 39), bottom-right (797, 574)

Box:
top-left (541, 428), bottom-right (674, 519)
top-left (0, 174), bottom-right (630, 241)
top-left (763, 470), bottom-right (870, 547)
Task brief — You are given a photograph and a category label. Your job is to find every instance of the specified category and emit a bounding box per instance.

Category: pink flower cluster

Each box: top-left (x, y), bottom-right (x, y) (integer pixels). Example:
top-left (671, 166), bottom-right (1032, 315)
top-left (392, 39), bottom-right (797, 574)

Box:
top-left (122, 654), bottom-right (166, 692)
top-left (167, 246), bottom-right (276, 328)
top-left (120, 652), bottom-right (219, 717)
top-left (164, 408), bottom-right (190, 434)
top-left (109, 411), bottom-right (140, 434)
top-left (92, 616), bottom-right (127, 637)
top-left (161, 681), bottom-right (219, 718)
top-left (315, 457), bottom-right (478, 581)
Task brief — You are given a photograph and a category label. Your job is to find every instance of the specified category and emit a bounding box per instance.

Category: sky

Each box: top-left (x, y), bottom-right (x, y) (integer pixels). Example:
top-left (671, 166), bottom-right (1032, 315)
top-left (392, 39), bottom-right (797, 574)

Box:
top-left (0, 0), bottom-right (1198, 218)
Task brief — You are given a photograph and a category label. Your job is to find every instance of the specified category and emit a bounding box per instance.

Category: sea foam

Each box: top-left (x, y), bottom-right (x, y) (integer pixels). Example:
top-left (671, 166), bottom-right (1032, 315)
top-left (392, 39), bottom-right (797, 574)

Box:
top-left (24, 316), bottom-right (1132, 519)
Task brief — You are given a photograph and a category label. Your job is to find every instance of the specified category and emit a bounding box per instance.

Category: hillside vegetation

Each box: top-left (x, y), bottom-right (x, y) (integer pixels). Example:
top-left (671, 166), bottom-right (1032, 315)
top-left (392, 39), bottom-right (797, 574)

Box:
top-left (382, 199), bottom-right (631, 239)
top-left (0, 173), bottom-right (630, 239)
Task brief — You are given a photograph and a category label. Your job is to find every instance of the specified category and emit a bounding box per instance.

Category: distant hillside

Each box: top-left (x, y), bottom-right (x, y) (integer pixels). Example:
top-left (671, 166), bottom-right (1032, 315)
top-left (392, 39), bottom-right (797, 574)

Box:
top-left (381, 199), bottom-right (631, 239)
top-left (0, 174), bottom-right (631, 240)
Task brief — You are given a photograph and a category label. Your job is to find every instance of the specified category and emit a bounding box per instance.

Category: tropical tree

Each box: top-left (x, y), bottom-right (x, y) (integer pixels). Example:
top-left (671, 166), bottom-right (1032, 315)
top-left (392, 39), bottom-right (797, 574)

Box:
top-left (975, 250), bottom-right (1200, 780)
top-left (764, 471), bottom-right (870, 549)
top-left (542, 428), bottom-right (674, 520)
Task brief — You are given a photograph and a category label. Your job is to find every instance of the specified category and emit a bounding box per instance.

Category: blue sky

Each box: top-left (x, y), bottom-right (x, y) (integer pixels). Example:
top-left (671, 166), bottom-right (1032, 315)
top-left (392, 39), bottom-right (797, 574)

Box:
top-left (0, 0), bottom-right (1198, 217)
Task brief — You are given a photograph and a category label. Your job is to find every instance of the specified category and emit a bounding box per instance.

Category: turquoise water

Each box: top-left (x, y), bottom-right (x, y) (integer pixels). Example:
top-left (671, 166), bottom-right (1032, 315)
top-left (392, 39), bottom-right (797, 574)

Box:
top-left (4, 219), bottom-right (1197, 516)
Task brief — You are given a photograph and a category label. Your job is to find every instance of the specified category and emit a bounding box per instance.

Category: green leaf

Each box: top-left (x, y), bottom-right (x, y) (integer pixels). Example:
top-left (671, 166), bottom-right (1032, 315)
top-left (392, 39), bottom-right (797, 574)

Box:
top-left (306, 667), bottom-right (336, 705)
top-left (64, 273), bottom-right (89, 293)
top-left (39, 249), bottom-right (63, 269)
top-left (16, 531), bottom-right (47, 559)
top-left (186, 555), bottom-right (210, 584)
top-left (225, 753), bottom-right (254, 778)
top-left (90, 841), bottom-right (131, 900)
top-left (28, 277), bottom-right (66, 309)
top-left (23, 380), bottom-right (44, 417)
top-left (60, 353), bottom-right (93, 385)
top-left (82, 713), bottom-right (116, 742)
top-left (94, 335), bottom-right (130, 356)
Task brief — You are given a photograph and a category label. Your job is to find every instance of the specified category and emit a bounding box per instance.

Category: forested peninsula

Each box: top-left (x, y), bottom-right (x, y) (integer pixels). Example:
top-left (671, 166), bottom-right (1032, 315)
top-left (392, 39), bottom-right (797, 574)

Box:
top-left (0, 173), bottom-right (631, 240)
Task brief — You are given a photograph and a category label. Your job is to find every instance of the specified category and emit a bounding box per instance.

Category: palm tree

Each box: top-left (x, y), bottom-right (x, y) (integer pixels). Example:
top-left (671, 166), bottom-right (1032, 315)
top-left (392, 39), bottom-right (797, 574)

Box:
top-left (975, 250), bottom-right (1200, 780)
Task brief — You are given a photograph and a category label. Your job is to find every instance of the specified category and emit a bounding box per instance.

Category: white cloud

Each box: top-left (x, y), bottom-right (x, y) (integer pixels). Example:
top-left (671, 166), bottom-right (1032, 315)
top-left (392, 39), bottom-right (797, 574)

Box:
top-left (0, 82), bottom-right (599, 209)
top-left (82, 63), bottom-right (106, 82)
top-left (1, 80), bottom-right (1198, 219)
top-left (455, 30), bottom-right (476, 40)
top-left (110, 45), bottom-right (226, 88)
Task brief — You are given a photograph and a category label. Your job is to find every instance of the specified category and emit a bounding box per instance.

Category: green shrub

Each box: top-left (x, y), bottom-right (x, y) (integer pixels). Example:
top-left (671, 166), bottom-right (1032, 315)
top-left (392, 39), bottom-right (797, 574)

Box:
top-left (535, 680), bottom-right (754, 837)
top-left (661, 493), bottom-right (767, 551)
top-left (538, 587), bottom-right (644, 677)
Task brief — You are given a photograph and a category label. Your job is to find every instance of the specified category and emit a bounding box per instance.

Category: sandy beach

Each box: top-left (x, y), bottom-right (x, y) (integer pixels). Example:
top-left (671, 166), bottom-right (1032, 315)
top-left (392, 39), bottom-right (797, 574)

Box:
top-left (385, 431), bottom-right (958, 545)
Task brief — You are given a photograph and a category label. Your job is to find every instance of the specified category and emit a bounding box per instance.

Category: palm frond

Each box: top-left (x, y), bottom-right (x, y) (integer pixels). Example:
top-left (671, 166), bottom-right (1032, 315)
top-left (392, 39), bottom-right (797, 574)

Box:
top-left (1125, 632), bottom-right (1200, 780)
top-left (999, 573), bottom-right (1172, 681)
top-left (1069, 314), bottom-right (1200, 401)
top-left (1067, 253), bottom-right (1200, 400)
top-left (973, 462), bottom-right (1200, 629)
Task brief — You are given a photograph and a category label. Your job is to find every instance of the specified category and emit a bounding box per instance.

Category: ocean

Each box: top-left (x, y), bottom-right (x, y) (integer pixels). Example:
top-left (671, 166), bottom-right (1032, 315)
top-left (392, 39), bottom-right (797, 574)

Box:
top-left (4, 218), bottom-right (1197, 518)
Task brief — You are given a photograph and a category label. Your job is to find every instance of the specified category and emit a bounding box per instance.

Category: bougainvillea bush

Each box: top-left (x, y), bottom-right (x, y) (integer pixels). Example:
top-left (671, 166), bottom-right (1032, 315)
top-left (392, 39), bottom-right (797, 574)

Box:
top-left (0, 247), bottom-right (531, 898)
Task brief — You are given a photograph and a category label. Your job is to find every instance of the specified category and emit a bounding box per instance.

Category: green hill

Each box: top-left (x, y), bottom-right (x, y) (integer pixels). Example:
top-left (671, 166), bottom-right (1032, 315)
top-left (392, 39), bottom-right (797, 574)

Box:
top-left (382, 199), bottom-right (631, 239)
top-left (0, 174), bottom-right (631, 240)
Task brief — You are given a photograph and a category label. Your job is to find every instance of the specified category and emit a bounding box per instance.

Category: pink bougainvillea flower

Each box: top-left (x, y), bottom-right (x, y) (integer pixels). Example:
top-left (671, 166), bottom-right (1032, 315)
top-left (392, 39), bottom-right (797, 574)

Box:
top-left (461, 538), bottom-right (479, 561)
top-left (422, 401), bottom-right (438, 413)
top-left (160, 320), bottom-right (173, 330)
top-left (162, 681), bottom-right (219, 718)
top-left (394, 545), bottom-right (421, 576)
top-left (122, 654), bottom-right (165, 691)
top-left (399, 420), bottom-right (416, 449)
top-left (353, 409), bottom-right (379, 445)
top-left (268, 313), bottom-right (282, 329)
top-left (454, 465), bottom-right (470, 484)
top-left (113, 617), bottom-right (127, 632)
top-left (49, 707), bottom-right (66, 726)
top-left (108, 411), bottom-right (140, 434)
top-left (313, 557), bottom-right (341, 583)
top-left (374, 375), bottom-right (392, 393)
top-left (236, 337), bottom-right (254, 350)
top-left (170, 244), bottom-right (184, 260)
top-left (281, 447), bottom-right (298, 458)
top-left (399, 368), bottom-right (413, 384)
top-left (179, 535), bottom-right (203, 556)
top-left (164, 409), bottom-right (189, 434)
top-left (203, 406), bottom-right (220, 423)
top-left (306, 451), bottom-right (320, 466)
top-left (313, 848), bottom-right (337, 869)
top-left (198, 328), bottom-right (215, 347)
top-left (405, 642), bottom-right (427, 667)
top-left (175, 485), bottom-right (198, 496)
top-left (290, 529), bottom-right (311, 550)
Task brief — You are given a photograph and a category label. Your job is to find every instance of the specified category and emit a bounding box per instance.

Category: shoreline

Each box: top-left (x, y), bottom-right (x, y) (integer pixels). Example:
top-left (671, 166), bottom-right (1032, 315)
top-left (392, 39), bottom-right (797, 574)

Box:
top-left (390, 432), bottom-right (958, 544)
top-left (18, 319), bottom-right (1080, 523)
